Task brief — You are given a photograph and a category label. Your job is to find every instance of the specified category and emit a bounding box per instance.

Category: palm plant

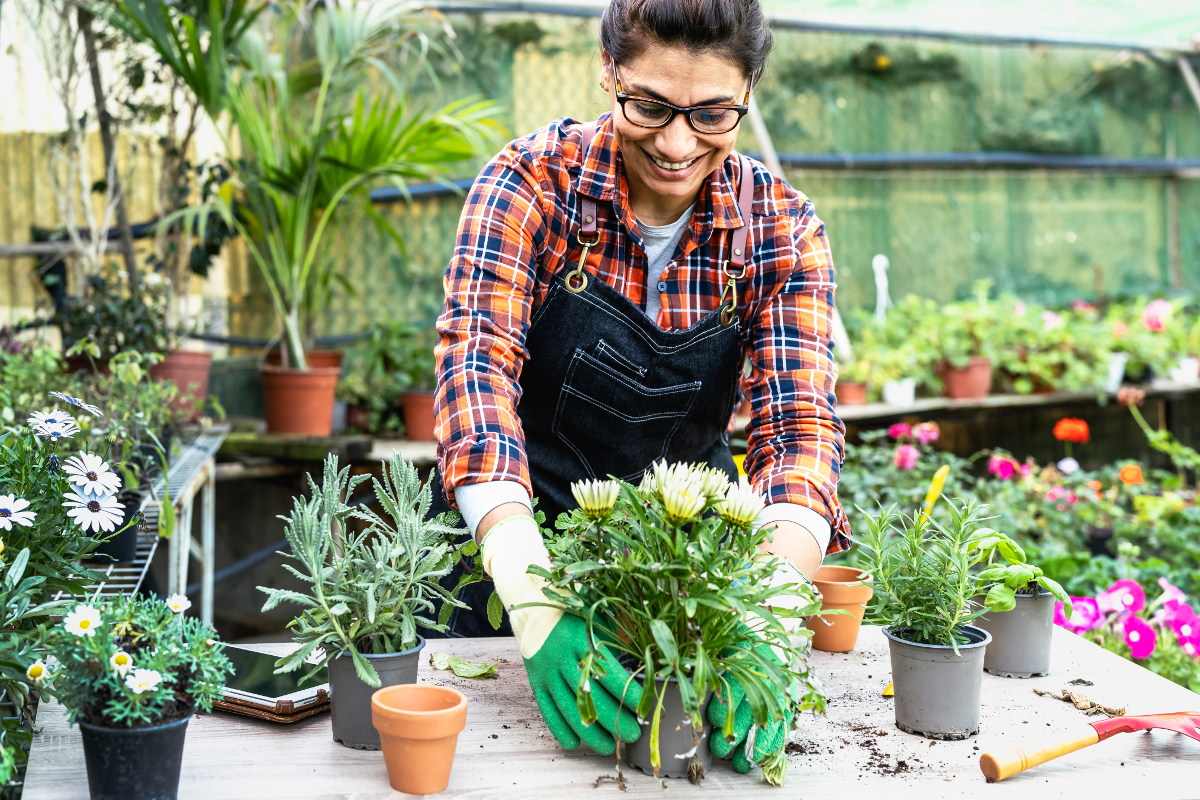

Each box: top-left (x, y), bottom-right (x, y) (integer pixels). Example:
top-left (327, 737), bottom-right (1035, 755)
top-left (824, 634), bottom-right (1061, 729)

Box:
top-left (117, 0), bottom-right (504, 368)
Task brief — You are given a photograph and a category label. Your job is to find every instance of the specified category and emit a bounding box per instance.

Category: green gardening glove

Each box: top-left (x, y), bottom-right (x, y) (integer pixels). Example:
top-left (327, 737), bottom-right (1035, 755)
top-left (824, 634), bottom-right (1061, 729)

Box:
top-left (707, 629), bottom-right (793, 773)
top-left (482, 516), bottom-right (642, 755)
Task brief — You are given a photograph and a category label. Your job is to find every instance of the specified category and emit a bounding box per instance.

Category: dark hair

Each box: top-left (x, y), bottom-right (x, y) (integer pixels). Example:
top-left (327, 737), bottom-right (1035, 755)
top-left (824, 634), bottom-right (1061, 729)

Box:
top-left (600, 0), bottom-right (773, 87)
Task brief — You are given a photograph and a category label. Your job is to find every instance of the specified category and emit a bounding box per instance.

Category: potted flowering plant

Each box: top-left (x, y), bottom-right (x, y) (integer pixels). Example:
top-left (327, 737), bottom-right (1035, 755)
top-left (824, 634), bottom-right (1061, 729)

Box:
top-left (935, 288), bottom-right (997, 400)
top-left (36, 594), bottom-right (231, 800)
top-left (970, 534), bottom-right (1072, 678)
top-left (260, 454), bottom-right (470, 750)
top-left (529, 461), bottom-right (826, 785)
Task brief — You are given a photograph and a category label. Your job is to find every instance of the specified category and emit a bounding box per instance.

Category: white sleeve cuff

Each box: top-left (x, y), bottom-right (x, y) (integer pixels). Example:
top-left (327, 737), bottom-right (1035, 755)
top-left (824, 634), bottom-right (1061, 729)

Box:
top-left (755, 502), bottom-right (832, 557)
top-left (453, 480), bottom-right (533, 538)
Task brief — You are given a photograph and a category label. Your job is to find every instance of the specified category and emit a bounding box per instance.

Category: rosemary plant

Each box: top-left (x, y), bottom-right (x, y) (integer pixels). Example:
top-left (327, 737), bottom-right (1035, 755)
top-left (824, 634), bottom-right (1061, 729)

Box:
top-left (530, 462), bottom-right (825, 785)
top-left (260, 454), bottom-right (468, 688)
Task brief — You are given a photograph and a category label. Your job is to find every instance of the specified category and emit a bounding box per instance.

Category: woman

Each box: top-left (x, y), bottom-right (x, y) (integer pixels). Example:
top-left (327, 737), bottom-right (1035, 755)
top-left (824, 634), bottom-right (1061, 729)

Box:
top-left (431, 0), bottom-right (849, 772)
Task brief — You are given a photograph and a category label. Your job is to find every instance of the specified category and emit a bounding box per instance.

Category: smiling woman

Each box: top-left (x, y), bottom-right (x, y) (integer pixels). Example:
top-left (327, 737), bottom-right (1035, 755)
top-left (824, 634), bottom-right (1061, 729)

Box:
top-left (427, 0), bottom-right (851, 777)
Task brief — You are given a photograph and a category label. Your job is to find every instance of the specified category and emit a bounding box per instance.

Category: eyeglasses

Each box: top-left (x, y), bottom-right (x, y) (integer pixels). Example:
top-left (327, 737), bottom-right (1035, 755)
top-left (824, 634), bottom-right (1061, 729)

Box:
top-left (613, 64), bottom-right (749, 135)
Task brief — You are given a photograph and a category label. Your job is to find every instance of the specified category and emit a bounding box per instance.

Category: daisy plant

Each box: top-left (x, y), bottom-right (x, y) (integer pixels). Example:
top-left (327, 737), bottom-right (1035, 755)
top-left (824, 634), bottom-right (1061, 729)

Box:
top-left (38, 594), bottom-right (232, 728)
top-left (527, 461), bottom-right (826, 786)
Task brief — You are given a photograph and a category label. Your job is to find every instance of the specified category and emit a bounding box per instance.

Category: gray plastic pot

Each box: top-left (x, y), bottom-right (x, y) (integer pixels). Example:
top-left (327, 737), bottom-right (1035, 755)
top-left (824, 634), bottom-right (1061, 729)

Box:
top-left (328, 636), bottom-right (424, 750)
top-left (625, 677), bottom-right (712, 780)
top-left (884, 625), bottom-right (991, 740)
top-left (974, 590), bottom-right (1055, 678)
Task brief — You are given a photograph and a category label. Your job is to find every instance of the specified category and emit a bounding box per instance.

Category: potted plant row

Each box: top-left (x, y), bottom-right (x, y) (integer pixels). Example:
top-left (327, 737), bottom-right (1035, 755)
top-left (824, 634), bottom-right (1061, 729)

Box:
top-left (339, 323), bottom-right (439, 440)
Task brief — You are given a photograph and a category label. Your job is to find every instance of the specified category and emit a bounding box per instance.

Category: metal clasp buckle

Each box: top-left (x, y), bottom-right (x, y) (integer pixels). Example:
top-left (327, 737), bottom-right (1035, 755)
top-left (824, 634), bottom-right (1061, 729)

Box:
top-left (719, 260), bottom-right (747, 328)
top-left (565, 230), bottom-right (599, 294)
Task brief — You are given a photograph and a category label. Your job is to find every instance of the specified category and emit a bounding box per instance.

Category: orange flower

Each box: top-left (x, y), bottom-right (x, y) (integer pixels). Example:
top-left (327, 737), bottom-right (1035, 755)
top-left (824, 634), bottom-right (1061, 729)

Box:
top-left (1118, 464), bottom-right (1144, 486)
top-left (1053, 418), bottom-right (1090, 444)
top-left (1113, 321), bottom-right (1129, 338)
top-left (1087, 479), bottom-right (1103, 500)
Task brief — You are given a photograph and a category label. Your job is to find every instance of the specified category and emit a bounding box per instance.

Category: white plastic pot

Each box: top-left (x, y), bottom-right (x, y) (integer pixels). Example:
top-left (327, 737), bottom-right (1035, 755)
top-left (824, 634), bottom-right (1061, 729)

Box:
top-left (1169, 357), bottom-right (1200, 384)
top-left (1105, 353), bottom-right (1129, 393)
top-left (882, 378), bottom-right (916, 406)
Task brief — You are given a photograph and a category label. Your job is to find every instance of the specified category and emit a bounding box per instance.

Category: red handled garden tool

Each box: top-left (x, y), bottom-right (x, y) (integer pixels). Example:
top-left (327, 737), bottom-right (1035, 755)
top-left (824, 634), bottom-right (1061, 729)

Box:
top-left (979, 710), bottom-right (1200, 781)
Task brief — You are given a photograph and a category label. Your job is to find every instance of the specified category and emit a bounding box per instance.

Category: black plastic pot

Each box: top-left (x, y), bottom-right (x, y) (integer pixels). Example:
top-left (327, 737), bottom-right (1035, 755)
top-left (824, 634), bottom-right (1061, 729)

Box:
top-left (1086, 525), bottom-right (1114, 557)
top-left (88, 491), bottom-right (142, 564)
top-left (625, 677), bottom-right (712, 780)
top-left (79, 714), bottom-right (190, 800)
top-left (975, 590), bottom-right (1055, 678)
top-left (884, 625), bottom-right (991, 740)
top-left (328, 636), bottom-right (424, 750)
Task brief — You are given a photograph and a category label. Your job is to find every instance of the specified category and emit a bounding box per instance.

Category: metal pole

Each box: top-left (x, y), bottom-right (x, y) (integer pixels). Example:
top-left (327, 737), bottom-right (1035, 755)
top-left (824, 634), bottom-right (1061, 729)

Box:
top-left (746, 97), bottom-right (784, 178)
top-left (1179, 56), bottom-right (1200, 118)
top-left (202, 467), bottom-right (215, 624)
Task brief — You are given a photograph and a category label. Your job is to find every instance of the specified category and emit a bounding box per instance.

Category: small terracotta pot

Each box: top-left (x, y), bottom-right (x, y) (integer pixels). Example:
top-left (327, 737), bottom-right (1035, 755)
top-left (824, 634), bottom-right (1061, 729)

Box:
top-left (806, 565), bottom-right (874, 652)
top-left (266, 349), bottom-right (344, 370)
top-left (836, 381), bottom-right (867, 405)
top-left (150, 350), bottom-right (213, 422)
top-left (939, 357), bottom-right (992, 400)
top-left (372, 684), bottom-right (467, 795)
top-left (260, 366), bottom-right (341, 435)
top-left (401, 390), bottom-right (436, 441)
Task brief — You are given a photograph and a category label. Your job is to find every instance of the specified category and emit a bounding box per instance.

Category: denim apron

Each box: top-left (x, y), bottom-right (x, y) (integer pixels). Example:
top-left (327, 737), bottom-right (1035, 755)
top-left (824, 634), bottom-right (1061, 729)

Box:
top-left (426, 122), bottom-right (756, 637)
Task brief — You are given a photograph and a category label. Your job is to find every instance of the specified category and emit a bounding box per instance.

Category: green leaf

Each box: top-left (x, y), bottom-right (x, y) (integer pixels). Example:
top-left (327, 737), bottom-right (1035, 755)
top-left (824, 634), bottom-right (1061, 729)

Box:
top-left (984, 582), bottom-right (1017, 613)
top-left (649, 619), bottom-right (678, 665)
top-left (429, 651), bottom-right (499, 678)
top-left (486, 591), bottom-right (504, 630)
top-left (1038, 576), bottom-right (1071, 611)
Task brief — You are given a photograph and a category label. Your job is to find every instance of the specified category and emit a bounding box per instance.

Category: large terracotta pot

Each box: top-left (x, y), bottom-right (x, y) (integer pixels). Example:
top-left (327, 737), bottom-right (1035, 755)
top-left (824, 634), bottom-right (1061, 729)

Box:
top-left (260, 367), bottom-right (341, 435)
top-left (372, 684), bottom-right (467, 795)
top-left (806, 565), bottom-right (874, 652)
top-left (939, 357), bottom-right (992, 400)
top-left (149, 350), bottom-right (213, 421)
top-left (836, 381), bottom-right (867, 405)
top-left (266, 349), bottom-right (344, 370)
top-left (401, 390), bottom-right (436, 441)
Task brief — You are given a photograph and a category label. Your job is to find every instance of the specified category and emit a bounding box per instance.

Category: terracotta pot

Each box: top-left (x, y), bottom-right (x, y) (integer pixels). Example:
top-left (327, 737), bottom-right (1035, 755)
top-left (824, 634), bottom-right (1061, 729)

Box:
top-left (149, 350), bottom-right (213, 422)
top-left (372, 684), bottom-right (467, 795)
top-left (266, 349), bottom-right (344, 370)
top-left (260, 366), bottom-right (341, 435)
top-left (806, 565), bottom-right (874, 652)
top-left (939, 357), bottom-right (992, 400)
top-left (401, 390), bottom-right (436, 441)
top-left (836, 381), bottom-right (867, 405)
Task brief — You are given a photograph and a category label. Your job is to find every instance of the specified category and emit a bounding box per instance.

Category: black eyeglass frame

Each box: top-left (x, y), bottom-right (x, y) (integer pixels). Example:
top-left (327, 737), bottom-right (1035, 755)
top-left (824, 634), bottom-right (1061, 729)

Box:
top-left (613, 64), bottom-right (750, 135)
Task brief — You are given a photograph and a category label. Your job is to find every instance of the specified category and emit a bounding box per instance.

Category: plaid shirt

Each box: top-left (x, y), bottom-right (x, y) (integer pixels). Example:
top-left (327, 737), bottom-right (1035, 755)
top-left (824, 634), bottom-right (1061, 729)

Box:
top-left (435, 115), bottom-right (851, 553)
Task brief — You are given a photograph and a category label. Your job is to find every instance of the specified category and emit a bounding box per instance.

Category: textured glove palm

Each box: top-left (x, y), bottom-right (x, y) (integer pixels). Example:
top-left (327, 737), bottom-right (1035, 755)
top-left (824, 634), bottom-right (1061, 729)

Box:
top-left (482, 516), bottom-right (641, 755)
top-left (707, 632), bottom-right (793, 773)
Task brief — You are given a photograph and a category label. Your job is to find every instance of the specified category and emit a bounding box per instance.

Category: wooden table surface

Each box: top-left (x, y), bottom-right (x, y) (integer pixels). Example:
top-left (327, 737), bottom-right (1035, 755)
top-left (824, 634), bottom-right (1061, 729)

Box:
top-left (25, 627), bottom-right (1200, 799)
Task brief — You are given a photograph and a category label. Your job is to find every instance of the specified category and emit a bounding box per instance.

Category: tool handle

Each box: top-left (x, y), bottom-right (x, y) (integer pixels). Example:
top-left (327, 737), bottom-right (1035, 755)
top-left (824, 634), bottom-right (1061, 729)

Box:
top-left (979, 725), bottom-right (1100, 782)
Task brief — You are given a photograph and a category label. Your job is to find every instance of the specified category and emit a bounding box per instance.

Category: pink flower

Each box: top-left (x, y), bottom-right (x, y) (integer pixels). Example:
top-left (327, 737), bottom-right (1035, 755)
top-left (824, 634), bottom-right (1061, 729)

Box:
top-left (1179, 633), bottom-right (1200, 661)
top-left (1098, 579), bottom-right (1146, 615)
top-left (1046, 484), bottom-right (1064, 502)
top-left (1141, 299), bottom-right (1173, 332)
top-left (1066, 491), bottom-right (1077, 504)
top-left (1014, 300), bottom-right (1026, 316)
top-left (1042, 310), bottom-right (1063, 331)
top-left (888, 423), bottom-right (912, 440)
top-left (1019, 463), bottom-right (1032, 478)
top-left (1055, 597), bottom-right (1102, 633)
top-left (1158, 577), bottom-right (1188, 607)
top-left (1057, 503), bottom-right (1067, 511)
top-left (988, 456), bottom-right (1015, 480)
top-left (893, 445), bottom-right (919, 470)
top-left (1122, 617), bottom-right (1156, 659)
top-left (1070, 300), bottom-right (1095, 312)
top-left (914, 421), bottom-right (940, 446)
top-left (1166, 604), bottom-right (1199, 640)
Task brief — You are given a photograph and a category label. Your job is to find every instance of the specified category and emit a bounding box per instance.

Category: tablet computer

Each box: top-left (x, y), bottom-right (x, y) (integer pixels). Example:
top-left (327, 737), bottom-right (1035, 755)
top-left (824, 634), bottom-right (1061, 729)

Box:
top-left (216, 645), bottom-right (330, 721)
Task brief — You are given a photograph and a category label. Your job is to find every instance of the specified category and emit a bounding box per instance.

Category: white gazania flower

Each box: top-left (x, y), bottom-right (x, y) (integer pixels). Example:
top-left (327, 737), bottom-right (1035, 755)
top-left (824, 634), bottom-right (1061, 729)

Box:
top-left (637, 469), bottom-right (657, 499)
top-left (0, 494), bottom-right (36, 531)
top-left (49, 391), bottom-right (102, 417)
top-left (697, 465), bottom-right (730, 500)
top-left (165, 594), bottom-right (191, 614)
top-left (64, 604), bottom-right (102, 637)
top-left (124, 668), bottom-right (163, 695)
top-left (110, 650), bottom-right (133, 677)
top-left (571, 479), bottom-right (619, 519)
top-left (34, 419), bottom-right (80, 442)
top-left (63, 453), bottom-right (122, 497)
top-left (651, 460), bottom-right (704, 501)
top-left (715, 483), bottom-right (765, 528)
top-left (27, 410), bottom-right (75, 429)
top-left (63, 490), bottom-right (124, 533)
top-left (661, 482), bottom-right (706, 523)
top-left (25, 660), bottom-right (48, 684)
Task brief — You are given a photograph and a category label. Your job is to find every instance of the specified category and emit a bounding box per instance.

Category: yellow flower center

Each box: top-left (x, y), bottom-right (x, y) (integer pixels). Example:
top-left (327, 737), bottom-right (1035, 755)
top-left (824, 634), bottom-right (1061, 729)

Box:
top-left (29, 665), bottom-right (42, 678)
top-left (79, 620), bottom-right (91, 630)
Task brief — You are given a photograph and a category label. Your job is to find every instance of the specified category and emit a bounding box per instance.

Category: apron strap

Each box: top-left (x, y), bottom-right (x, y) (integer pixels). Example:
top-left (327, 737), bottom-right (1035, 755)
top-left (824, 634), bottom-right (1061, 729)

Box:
top-left (566, 121), bottom-right (601, 293)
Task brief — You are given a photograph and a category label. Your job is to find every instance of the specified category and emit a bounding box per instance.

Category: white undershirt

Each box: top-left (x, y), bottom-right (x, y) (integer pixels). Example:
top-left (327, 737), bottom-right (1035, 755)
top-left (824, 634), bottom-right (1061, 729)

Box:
top-left (637, 204), bottom-right (694, 323)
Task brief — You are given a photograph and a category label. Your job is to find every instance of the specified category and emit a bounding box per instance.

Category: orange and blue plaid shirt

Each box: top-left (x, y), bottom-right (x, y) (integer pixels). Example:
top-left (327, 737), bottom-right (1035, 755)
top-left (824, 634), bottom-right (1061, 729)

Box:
top-left (435, 115), bottom-right (850, 553)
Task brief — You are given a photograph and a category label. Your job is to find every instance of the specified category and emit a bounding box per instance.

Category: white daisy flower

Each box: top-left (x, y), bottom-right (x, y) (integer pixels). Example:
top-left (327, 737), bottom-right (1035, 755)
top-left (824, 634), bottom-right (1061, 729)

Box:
top-left (64, 604), bottom-right (102, 637)
top-left (25, 660), bottom-right (48, 684)
top-left (49, 392), bottom-right (102, 417)
top-left (63, 453), bottom-right (122, 497)
top-left (125, 668), bottom-right (163, 695)
top-left (110, 651), bottom-right (133, 677)
top-left (661, 482), bottom-right (706, 522)
top-left (570, 479), bottom-right (619, 519)
top-left (63, 490), bottom-right (124, 532)
top-left (34, 420), bottom-right (80, 442)
top-left (27, 410), bottom-right (75, 429)
top-left (165, 594), bottom-right (191, 614)
top-left (715, 483), bottom-right (766, 528)
top-left (0, 494), bottom-right (35, 531)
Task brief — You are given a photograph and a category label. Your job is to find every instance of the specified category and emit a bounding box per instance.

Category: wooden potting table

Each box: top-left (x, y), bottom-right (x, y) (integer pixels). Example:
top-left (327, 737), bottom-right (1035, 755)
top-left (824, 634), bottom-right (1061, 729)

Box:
top-left (24, 627), bottom-right (1200, 799)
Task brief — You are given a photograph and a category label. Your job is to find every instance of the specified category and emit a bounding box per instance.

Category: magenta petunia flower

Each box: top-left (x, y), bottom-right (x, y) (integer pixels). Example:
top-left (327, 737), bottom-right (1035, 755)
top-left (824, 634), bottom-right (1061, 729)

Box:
top-left (1168, 605), bottom-right (1200, 641)
top-left (1055, 596), bottom-right (1102, 633)
top-left (888, 422), bottom-right (912, 440)
top-left (989, 456), bottom-right (1016, 480)
top-left (1179, 632), bottom-right (1200, 661)
top-left (1122, 617), bottom-right (1156, 659)
top-left (1020, 463), bottom-right (1032, 478)
top-left (1099, 579), bottom-right (1146, 615)
top-left (893, 445), bottom-right (919, 470)
top-left (1141, 299), bottom-right (1173, 332)
top-left (1158, 577), bottom-right (1188, 607)
top-left (1046, 484), bottom-right (1064, 502)
top-left (914, 421), bottom-right (940, 446)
